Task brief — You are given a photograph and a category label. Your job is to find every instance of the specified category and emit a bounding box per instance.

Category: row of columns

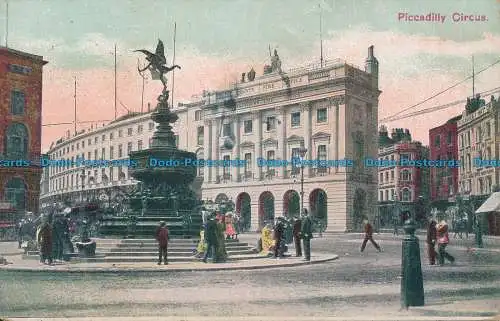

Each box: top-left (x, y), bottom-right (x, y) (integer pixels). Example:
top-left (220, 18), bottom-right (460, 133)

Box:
top-left (202, 98), bottom-right (343, 183)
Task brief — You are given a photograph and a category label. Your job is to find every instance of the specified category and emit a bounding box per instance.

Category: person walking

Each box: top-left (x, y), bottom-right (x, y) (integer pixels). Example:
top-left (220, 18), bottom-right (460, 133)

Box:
top-left (361, 219), bottom-right (382, 252)
top-left (426, 219), bottom-right (438, 265)
top-left (292, 217), bottom-right (302, 257)
top-left (155, 221), bottom-right (169, 265)
top-left (437, 220), bottom-right (455, 266)
top-left (203, 214), bottom-right (218, 263)
top-left (301, 209), bottom-right (313, 261)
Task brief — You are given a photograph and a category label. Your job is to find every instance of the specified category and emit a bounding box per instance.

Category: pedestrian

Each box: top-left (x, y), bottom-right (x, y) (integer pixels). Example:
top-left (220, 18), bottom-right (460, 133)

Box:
top-left (215, 218), bottom-right (227, 262)
top-left (273, 218), bottom-right (285, 258)
top-left (426, 219), bottom-right (437, 265)
top-left (203, 214), bottom-right (218, 263)
top-left (360, 219), bottom-right (382, 252)
top-left (17, 219), bottom-right (25, 249)
top-left (301, 209), bottom-right (313, 261)
top-left (155, 221), bottom-right (169, 265)
top-left (293, 216), bottom-right (302, 257)
top-left (437, 220), bottom-right (455, 266)
top-left (37, 216), bottom-right (53, 265)
top-left (393, 214), bottom-right (399, 236)
top-left (225, 213), bottom-right (236, 240)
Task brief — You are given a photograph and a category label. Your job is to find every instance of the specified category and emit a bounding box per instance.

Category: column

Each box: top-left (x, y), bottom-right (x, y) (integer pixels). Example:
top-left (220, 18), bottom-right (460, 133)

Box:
top-left (276, 106), bottom-right (287, 178)
top-left (211, 118), bottom-right (220, 182)
top-left (232, 116), bottom-right (241, 182)
top-left (330, 98), bottom-right (339, 174)
top-left (302, 102), bottom-right (313, 177)
top-left (254, 111), bottom-right (263, 180)
top-left (204, 120), bottom-right (212, 183)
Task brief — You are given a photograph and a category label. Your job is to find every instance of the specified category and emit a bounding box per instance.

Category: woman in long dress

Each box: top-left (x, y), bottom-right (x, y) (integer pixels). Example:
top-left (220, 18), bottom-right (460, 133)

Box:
top-left (225, 213), bottom-right (236, 240)
top-left (195, 226), bottom-right (207, 258)
top-left (214, 220), bottom-right (227, 262)
top-left (259, 223), bottom-right (274, 256)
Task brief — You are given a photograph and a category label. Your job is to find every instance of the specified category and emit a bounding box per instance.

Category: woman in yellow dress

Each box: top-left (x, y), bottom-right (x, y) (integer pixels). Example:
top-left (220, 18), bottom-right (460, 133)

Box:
top-left (195, 227), bottom-right (207, 258)
top-left (259, 223), bottom-right (274, 256)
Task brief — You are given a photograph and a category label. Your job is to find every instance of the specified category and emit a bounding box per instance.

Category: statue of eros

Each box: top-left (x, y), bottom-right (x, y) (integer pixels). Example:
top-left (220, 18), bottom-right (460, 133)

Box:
top-left (135, 39), bottom-right (181, 92)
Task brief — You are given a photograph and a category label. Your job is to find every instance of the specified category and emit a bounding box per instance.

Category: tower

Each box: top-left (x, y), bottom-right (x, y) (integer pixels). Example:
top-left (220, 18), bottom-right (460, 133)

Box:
top-left (365, 45), bottom-right (379, 89)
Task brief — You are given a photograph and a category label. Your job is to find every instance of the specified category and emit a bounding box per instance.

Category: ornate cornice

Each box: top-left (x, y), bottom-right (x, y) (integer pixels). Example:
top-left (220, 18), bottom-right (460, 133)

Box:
top-left (312, 132), bottom-right (331, 140)
top-left (300, 102), bottom-right (311, 113)
top-left (329, 95), bottom-right (345, 106)
top-left (287, 135), bottom-right (304, 143)
top-left (240, 141), bottom-right (255, 149)
top-left (262, 138), bottom-right (278, 147)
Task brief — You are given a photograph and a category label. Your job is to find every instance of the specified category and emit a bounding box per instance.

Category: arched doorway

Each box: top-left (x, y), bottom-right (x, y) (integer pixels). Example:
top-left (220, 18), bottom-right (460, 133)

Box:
top-left (258, 191), bottom-right (275, 229)
top-left (236, 192), bottom-right (251, 232)
top-left (215, 193), bottom-right (229, 204)
top-left (310, 189), bottom-right (327, 228)
top-left (5, 177), bottom-right (26, 210)
top-left (283, 190), bottom-right (300, 218)
top-left (353, 188), bottom-right (366, 230)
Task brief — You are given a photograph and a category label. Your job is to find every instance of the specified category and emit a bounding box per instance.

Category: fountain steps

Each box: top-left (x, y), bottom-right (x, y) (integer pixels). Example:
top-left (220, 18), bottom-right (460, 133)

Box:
top-left (23, 238), bottom-right (260, 263)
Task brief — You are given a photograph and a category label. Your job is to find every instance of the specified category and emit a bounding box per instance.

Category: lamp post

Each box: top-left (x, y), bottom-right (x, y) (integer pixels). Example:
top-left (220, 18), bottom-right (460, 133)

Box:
top-left (80, 169), bottom-right (85, 203)
top-left (298, 146), bottom-right (308, 213)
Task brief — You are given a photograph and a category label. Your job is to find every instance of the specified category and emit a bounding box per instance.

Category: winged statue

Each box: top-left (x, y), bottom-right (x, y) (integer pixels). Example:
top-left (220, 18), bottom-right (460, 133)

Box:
top-left (135, 39), bottom-right (181, 91)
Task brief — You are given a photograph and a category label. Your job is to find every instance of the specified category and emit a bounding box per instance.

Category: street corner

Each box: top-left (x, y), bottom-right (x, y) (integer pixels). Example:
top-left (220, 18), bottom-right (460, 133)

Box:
top-left (0, 254), bottom-right (339, 273)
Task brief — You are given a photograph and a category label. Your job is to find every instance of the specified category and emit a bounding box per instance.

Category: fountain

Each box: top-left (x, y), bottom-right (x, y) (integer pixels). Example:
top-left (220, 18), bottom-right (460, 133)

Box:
top-left (99, 39), bottom-right (202, 238)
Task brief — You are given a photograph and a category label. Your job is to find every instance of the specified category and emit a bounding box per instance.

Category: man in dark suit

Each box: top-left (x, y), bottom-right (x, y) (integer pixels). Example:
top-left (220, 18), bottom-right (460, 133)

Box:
top-left (203, 213), bottom-right (218, 263)
top-left (361, 219), bottom-right (381, 252)
top-left (292, 217), bottom-right (302, 257)
top-left (301, 209), bottom-right (313, 261)
top-left (273, 218), bottom-right (285, 258)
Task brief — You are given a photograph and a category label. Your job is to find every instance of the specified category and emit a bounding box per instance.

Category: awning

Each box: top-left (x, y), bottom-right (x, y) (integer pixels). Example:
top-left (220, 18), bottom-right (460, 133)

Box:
top-left (475, 192), bottom-right (500, 214)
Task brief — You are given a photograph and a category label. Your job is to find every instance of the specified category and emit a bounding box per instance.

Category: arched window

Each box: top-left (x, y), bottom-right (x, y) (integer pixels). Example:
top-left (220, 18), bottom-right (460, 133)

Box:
top-left (5, 123), bottom-right (29, 159)
top-left (401, 188), bottom-right (411, 202)
top-left (5, 178), bottom-right (26, 210)
top-left (400, 170), bottom-right (411, 181)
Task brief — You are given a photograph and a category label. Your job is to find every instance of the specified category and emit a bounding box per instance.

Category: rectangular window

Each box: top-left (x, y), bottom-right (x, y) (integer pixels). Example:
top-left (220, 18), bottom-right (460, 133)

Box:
top-left (195, 110), bottom-right (202, 121)
top-left (119, 130), bottom-right (123, 137)
top-left (291, 112), bottom-right (301, 127)
top-left (317, 145), bottom-right (327, 173)
top-left (10, 90), bottom-right (25, 115)
top-left (317, 108), bottom-right (327, 123)
top-left (128, 128), bottom-right (133, 136)
top-left (244, 153), bottom-right (252, 176)
top-left (291, 147), bottom-right (300, 174)
top-left (223, 155), bottom-right (231, 177)
top-left (138, 125), bottom-right (143, 134)
top-left (149, 123), bottom-right (155, 131)
top-left (118, 144), bottom-right (123, 158)
top-left (95, 137), bottom-right (98, 144)
top-left (197, 126), bottom-right (204, 145)
top-left (222, 123), bottom-right (231, 137)
top-left (76, 143), bottom-right (80, 150)
top-left (109, 167), bottom-right (114, 181)
top-left (266, 116), bottom-right (276, 131)
top-left (447, 132), bottom-right (452, 145)
top-left (434, 135), bottom-right (440, 147)
top-left (127, 142), bottom-right (132, 154)
top-left (110, 132), bottom-right (114, 140)
top-left (94, 149), bottom-right (98, 160)
top-left (102, 134), bottom-right (106, 141)
top-left (266, 150), bottom-right (275, 175)
top-left (110, 146), bottom-right (114, 159)
top-left (87, 152), bottom-right (91, 160)
top-left (88, 138), bottom-right (91, 146)
top-left (138, 140), bottom-right (143, 151)
top-left (101, 148), bottom-right (105, 159)
top-left (244, 120), bottom-right (253, 133)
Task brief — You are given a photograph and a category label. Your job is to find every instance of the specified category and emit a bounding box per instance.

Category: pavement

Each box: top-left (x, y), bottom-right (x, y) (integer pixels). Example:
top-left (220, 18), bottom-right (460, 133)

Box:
top-left (3, 316), bottom-right (500, 321)
top-left (1, 233), bottom-right (499, 320)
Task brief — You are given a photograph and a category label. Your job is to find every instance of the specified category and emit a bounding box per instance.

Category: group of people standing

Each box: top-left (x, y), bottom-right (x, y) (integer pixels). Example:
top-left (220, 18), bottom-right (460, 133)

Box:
top-left (36, 213), bottom-right (74, 265)
top-left (200, 212), bottom-right (230, 263)
top-left (426, 219), bottom-right (455, 266)
top-left (261, 209), bottom-right (314, 261)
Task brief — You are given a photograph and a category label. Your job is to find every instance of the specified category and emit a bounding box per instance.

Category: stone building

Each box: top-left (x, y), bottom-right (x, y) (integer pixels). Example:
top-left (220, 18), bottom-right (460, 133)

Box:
top-left (41, 46), bottom-right (381, 232)
top-left (0, 47), bottom-right (47, 214)
top-left (377, 127), bottom-right (429, 226)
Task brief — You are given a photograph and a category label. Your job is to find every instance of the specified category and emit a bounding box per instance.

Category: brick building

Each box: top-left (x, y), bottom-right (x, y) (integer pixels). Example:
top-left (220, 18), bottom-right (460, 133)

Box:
top-left (377, 126), bottom-right (430, 226)
top-left (0, 47), bottom-right (47, 214)
top-left (429, 115), bottom-right (461, 208)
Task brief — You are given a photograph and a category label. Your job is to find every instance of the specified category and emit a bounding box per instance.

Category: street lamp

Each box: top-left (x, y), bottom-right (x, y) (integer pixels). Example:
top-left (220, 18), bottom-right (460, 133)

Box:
top-left (80, 169), bottom-right (86, 203)
top-left (298, 146), bottom-right (308, 214)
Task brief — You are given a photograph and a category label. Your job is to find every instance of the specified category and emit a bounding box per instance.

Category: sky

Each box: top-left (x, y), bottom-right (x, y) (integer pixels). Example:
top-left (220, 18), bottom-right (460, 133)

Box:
top-left (2, 0), bottom-right (500, 150)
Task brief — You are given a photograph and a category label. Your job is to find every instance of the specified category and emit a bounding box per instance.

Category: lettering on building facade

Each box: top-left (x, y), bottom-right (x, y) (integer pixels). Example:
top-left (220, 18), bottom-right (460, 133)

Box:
top-left (8, 64), bottom-right (33, 75)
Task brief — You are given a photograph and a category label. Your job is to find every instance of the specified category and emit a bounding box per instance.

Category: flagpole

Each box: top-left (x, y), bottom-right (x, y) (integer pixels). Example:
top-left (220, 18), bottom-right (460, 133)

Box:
top-left (114, 44), bottom-right (117, 119)
top-left (74, 77), bottom-right (77, 135)
top-left (171, 22), bottom-right (177, 108)
top-left (5, 0), bottom-right (9, 47)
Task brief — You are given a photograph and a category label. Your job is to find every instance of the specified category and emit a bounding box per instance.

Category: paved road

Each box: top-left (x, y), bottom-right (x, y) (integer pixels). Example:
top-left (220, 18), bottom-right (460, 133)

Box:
top-left (1, 234), bottom-right (499, 319)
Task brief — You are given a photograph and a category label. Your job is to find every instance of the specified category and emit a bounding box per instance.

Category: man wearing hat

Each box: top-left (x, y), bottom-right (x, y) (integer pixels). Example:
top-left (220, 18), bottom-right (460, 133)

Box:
top-left (155, 221), bottom-right (169, 265)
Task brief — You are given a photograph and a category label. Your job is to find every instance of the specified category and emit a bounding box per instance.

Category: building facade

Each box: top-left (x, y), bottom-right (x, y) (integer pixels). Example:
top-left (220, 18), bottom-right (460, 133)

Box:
top-left (0, 47), bottom-right (47, 214)
top-left (199, 46), bottom-right (381, 232)
top-left (41, 46), bottom-right (381, 232)
top-left (457, 95), bottom-right (499, 197)
top-left (429, 115), bottom-right (461, 207)
top-left (377, 126), bottom-right (429, 226)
